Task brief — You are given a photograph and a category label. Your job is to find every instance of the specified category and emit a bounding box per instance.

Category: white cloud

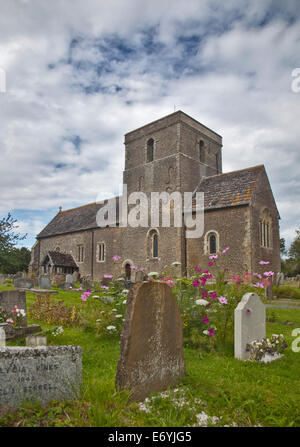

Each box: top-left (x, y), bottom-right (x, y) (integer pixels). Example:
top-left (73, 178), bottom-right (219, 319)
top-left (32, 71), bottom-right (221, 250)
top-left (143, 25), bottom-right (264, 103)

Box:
top-left (0, 0), bottom-right (299, 249)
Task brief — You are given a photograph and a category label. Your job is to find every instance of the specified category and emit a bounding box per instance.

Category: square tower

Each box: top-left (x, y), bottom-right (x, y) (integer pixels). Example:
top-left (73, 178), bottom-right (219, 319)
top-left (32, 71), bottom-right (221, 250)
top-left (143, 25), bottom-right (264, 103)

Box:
top-left (123, 110), bottom-right (223, 196)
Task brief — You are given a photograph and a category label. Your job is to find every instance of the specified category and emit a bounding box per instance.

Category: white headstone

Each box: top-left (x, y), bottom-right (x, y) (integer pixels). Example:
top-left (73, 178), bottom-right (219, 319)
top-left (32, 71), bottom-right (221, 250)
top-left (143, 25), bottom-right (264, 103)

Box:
top-left (234, 292), bottom-right (266, 360)
top-left (0, 327), bottom-right (6, 347)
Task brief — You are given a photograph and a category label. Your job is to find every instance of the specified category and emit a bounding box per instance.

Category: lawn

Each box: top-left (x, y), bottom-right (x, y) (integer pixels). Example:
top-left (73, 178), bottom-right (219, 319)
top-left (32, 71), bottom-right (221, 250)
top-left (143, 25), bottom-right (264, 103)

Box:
top-left (0, 285), bottom-right (300, 427)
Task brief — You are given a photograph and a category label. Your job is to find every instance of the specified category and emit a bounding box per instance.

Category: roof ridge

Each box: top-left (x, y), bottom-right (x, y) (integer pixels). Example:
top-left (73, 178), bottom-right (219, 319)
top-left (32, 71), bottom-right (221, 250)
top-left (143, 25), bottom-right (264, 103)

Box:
top-left (202, 164), bottom-right (264, 181)
top-left (59, 196), bottom-right (120, 215)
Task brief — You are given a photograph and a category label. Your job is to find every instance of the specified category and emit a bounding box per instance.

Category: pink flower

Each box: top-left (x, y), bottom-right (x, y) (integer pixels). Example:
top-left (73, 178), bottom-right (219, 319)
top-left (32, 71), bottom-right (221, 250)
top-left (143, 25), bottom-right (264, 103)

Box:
top-left (104, 274), bottom-right (112, 278)
top-left (259, 260), bottom-right (270, 265)
top-left (202, 315), bottom-right (209, 324)
top-left (251, 282), bottom-right (264, 288)
top-left (218, 296), bottom-right (228, 304)
top-left (208, 261), bottom-right (214, 266)
top-left (194, 267), bottom-right (201, 272)
top-left (209, 291), bottom-right (217, 299)
top-left (162, 277), bottom-right (174, 287)
top-left (209, 255), bottom-right (218, 260)
top-left (6, 318), bottom-right (14, 324)
top-left (193, 280), bottom-right (200, 287)
top-left (130, 265), bottom-right (138, 270)
top-left (222, 247), bottom-right (230, 253)
top-left (202, 290), bottom-right (208, 298)
top-left (246, 308), bottom-right (253, 315)
top-left (208, 328), bottom-right (215, 336)
top-left (264, 271), bottom-right (274, 277)
top-left (101, 285), bottom-right (109, 290)
top-left (113, 255), bottom-right (121, 261)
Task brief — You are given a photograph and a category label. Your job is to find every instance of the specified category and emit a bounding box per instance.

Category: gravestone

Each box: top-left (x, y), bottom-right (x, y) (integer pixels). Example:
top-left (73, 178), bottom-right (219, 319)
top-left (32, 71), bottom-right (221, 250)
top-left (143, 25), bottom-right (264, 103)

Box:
top-left (72, 271), bottom-right (79, 283)
top-left (26, 335), bottom-right (47, 347)
top-left (234, 292), bottom-right (266, 360)
top-left (265, 277), bottom-right (273, 300)
top-left (13, 278), bottom-right (34, 289)
top-left (58, 282), bottom-right (74, 290)
top-left (0, 290), bottom-right (27, 326)
top-left (66, 274), bottom-right (73, 284)
top-left (38, 275), bottom-right (51, 289)
top-left (0, 327), bottom-right (5, 347)
top-left (0, 346), bottom-right (82, 407)
top-left (275, 272), bottom-right (284, 287)
top-left (134, 271), bottom-right (144, 283)
top-left (116, 281), bottom-right (185, 401)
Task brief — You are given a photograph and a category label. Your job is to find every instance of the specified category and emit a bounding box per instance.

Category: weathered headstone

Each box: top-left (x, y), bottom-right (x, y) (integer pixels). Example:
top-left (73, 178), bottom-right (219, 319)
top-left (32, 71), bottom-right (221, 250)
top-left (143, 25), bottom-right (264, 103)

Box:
top-left (66, 274), bottom-right (73, 284)
top-left (0, 327), bottom-right (5, 347)
top-left (0, 290), bottom-right (27, 326)
top-left (58, 282), bottom-right (74, 290)
top-left (0, 346), bottom-right (82, 407)
top-left (116, 281), bottom-right (185, 401)
top-left (134, 271), bottom-right (144, 282)
top-left (234, 292), bottom-right (266, 360)
top-left (275, 272), bottom-right (284, 287)
top-left (265, 277), bottom-right (273, 300)
top-left (38, 275), bottom-right (51, 289)
top-left (13, 278), bottom-right (34, 289)
top-left (72, 271), bottom-right (79, 283)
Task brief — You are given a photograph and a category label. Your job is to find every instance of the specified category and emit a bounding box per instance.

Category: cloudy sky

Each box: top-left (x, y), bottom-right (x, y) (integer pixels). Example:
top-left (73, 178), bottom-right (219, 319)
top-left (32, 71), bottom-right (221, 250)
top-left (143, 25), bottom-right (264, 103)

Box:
top-left (0, 0), bottom-right (299, 250)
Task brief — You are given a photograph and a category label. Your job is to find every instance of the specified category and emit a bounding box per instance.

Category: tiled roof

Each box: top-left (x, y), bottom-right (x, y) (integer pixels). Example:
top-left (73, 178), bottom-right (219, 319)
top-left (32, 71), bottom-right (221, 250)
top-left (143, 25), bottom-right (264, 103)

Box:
top-left (43, 251), bottom-right (78, 268)
top-left (37, 198), bottom-right (120, 239)
top-left (194, 165), bottom-right (265, 210)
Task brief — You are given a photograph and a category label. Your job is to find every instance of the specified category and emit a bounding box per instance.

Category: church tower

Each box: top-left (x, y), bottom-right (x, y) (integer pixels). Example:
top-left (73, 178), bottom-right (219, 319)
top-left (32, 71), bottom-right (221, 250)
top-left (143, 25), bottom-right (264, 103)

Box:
top-left (123, 110), bottom-right (222, 197)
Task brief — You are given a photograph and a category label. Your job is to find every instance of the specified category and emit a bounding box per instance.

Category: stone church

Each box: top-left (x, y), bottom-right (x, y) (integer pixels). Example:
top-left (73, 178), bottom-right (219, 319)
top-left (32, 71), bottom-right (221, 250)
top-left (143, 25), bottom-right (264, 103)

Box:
top-left (29, 110), bottom-right (281, 281)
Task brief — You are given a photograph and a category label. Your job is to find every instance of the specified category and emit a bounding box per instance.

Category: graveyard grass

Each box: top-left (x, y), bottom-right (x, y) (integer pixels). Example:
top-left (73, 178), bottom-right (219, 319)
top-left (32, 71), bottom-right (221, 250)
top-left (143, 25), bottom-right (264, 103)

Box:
top-left (0, 285), bottom-right (300, 427)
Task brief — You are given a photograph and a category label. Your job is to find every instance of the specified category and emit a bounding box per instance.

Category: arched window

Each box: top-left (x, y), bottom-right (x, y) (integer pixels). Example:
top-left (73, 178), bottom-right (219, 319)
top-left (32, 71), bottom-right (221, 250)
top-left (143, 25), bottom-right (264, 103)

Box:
top-left (125, 263), bottom-right (131, 280)
top-left (147, 229), bottom-right (159, 259)
top-left (260, 209), bottom-right (272, 248)
top-left (204, 231), bottom-right (219, 255)
top-left (147, 138), bottom-right (154, 163)
top-left (199, 140), bottom-right (205, 163)
top-left (209, 234), bottom-right (217, 254)
top-left (153, 233), bottom-right (158, 258)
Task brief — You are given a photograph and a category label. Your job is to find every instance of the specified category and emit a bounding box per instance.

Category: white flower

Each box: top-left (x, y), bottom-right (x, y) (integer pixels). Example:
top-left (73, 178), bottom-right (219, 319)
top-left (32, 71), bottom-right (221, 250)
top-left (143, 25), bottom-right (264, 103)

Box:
top-left (115, 314), bottom-right (123, 318)
top-left (195, 299), bottom-right (209, 306)
top-left (148, 272), bottom-right (159, 277)
top-left (112, 309), bottom-right (117, 312)
top-left (172, 261), bottom-right (181, 266)
top-left (123, 300), bottom-right (127, 304)
top-left (96, 319), bottom-right (101, 322)
top-left (121, 289), bottom-right (129, 295)
top-left (107, 325), bottom-right (116, 331)
top-left (203, 330), bottom-right (209, 335)
top-left (93, 295), bottom-right (100, 298)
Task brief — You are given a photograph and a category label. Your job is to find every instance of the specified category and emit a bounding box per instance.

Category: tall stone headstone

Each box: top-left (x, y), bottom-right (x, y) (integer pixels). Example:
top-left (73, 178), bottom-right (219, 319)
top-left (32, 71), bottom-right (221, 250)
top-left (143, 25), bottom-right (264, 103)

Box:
top-left (66, 274), bottom-right (73, 284)
top-left (72, 271), bottom-right (79, 283)
top-left (234, 292), bottom-right (266, 360)
top-left (0, 346), bottom-right (82, 407)
top-left (116, 281), bottom-right (185, 401)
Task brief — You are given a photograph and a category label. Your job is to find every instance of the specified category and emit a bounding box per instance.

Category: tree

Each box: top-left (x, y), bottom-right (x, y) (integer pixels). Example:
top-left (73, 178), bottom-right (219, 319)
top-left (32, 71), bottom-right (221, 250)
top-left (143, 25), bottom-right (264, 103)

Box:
top-left (0, 213), bottom-right (27, 273)
top-left (288, 229), bottom-right (300, 275)
top-left (280, 238), bottom-right (287, 256)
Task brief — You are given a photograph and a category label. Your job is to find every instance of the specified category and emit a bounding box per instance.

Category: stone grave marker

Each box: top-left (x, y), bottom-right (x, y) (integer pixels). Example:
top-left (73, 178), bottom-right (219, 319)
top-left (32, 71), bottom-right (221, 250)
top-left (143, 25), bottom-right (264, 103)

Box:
top-left (0, 346), bottom-right (82, 407)
top-left (0, 290), bottom-right (27, 326)
top-left (38, 275), bottom-right (51, 289)
top-left (66, 274), bottom-right (73, 284)
top-left (13, 278), bottom-right (34, 289)
top-left (234, 292), bottom-right (266, 360)
top-left (116, 281), bottom-right (185, 401)
top-left (0, 327), bottom-right (5, 347)
top-left (72, 271), bottom-right (79, 283)
top-left (134, 271), bottom-right (144, 282)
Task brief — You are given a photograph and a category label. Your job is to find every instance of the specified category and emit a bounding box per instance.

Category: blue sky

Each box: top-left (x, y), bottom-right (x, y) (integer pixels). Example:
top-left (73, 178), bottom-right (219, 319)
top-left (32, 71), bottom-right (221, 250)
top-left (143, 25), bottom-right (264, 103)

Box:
top-left (0, 0), bottom-right (299, 250)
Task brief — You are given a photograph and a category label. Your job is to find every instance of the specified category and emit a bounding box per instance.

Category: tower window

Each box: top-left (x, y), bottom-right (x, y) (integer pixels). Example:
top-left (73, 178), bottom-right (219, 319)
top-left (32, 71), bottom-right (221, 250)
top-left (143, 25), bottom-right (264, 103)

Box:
top-left (147, 229), bottom-right (159, 259)
top-left (199, 140), bottom-right (205, 163)
top-left (260, 209), bottom-right (272, 248)
top-left (204, 231), bottom-right (219, 255)
top-left (153, 233), bottom-right (158, 258)
top-left (147, 138), bottom-right (154, 163)
top-left (215, 152), bottom-right (219, 172)
top-left (209, 234), bottom-right (217, 254)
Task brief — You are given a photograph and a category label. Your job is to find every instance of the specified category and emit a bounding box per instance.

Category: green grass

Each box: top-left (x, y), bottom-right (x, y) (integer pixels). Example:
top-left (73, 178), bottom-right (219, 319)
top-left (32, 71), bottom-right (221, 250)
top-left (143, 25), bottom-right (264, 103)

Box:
top-left (0, 285), bottom-right (300, 427)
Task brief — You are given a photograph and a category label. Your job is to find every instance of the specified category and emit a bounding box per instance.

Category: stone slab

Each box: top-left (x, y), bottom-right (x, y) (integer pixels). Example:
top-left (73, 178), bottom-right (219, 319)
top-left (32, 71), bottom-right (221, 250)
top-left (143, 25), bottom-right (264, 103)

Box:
top-left (116, 281), bottom-right (185, 401)
top-left (38, 275), bottom-right (51, 289)
top-left (0, 346), bottom-right (82, 407)
top-left (234, 292), bottom-right (266, 360)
